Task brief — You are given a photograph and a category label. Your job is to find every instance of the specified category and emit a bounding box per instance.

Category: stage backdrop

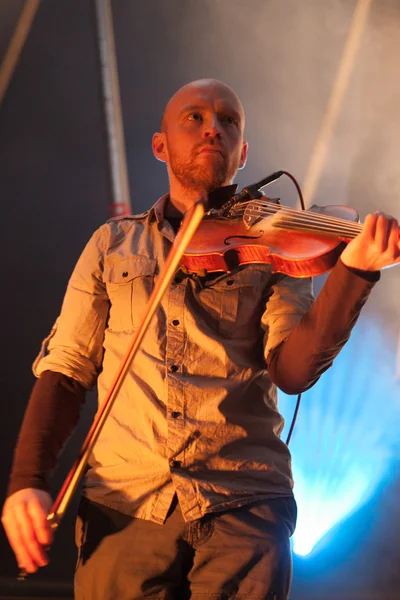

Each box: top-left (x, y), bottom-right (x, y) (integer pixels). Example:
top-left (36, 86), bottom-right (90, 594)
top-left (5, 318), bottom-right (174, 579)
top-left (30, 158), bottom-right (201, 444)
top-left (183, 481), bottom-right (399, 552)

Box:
top-left (0, 1), bottom-right (399, 598)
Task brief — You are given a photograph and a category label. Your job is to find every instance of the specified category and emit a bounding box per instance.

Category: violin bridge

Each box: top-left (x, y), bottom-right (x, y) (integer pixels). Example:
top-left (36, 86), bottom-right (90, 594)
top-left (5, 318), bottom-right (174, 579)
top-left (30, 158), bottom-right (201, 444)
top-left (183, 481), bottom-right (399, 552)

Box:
top-left (243, 197), bottom-right (280, 229)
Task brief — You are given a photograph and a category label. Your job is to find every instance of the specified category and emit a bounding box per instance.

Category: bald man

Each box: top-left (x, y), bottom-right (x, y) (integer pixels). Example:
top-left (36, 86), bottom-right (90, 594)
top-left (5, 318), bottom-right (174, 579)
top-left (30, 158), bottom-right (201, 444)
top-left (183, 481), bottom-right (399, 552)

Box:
top-left (2, 79), bottom-right (399, 599)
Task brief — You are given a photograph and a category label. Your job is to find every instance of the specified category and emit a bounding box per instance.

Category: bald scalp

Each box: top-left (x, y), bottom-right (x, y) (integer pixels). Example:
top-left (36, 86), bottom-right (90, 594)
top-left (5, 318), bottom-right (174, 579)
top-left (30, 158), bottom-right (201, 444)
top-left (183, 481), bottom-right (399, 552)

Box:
top-left (160, 78), bottom-right (245, 133)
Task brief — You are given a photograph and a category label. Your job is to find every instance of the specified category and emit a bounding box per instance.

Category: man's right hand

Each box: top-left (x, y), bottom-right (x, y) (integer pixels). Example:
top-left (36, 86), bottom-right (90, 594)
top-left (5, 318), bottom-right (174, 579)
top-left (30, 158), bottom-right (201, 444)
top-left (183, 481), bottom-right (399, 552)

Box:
top-left (1, 488), bottom-right (53, 573)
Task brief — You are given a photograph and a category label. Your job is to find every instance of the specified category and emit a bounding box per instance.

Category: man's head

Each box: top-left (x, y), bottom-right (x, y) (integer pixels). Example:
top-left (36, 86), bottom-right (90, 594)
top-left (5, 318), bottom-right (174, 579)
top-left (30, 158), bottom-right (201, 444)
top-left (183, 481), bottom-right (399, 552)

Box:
top-left (152, 79), bottom-right (248, 195)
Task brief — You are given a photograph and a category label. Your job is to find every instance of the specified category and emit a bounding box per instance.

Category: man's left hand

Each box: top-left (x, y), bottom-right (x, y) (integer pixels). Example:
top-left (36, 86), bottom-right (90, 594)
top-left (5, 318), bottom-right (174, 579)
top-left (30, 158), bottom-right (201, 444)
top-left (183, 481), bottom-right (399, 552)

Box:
top-left (340, 212), bottom-right (400, 272)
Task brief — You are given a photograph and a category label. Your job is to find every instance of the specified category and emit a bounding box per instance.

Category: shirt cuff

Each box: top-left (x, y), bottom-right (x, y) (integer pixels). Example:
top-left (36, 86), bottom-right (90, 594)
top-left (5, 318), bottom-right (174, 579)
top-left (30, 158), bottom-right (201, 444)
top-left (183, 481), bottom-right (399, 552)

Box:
top-left (339, 258), bottom-right (381, 283)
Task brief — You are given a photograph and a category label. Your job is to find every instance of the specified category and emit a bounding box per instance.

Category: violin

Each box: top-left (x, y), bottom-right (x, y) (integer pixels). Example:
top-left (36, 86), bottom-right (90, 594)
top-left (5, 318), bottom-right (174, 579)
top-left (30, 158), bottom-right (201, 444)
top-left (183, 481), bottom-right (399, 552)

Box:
top-left (182, 197), bottom-right (362, 278)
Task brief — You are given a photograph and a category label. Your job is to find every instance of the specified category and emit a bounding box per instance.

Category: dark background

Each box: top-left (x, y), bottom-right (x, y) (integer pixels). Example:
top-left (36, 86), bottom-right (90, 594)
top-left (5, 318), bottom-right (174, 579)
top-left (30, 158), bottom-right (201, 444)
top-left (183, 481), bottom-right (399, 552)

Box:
top-left (0, 1), bottom-right (399, 598)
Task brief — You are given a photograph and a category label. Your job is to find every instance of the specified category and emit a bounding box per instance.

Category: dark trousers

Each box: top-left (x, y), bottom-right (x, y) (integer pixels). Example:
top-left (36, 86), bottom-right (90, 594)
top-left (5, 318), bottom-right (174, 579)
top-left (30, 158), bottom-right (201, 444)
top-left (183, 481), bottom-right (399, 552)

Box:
top-left (74, 494), bottom-right (296, 600)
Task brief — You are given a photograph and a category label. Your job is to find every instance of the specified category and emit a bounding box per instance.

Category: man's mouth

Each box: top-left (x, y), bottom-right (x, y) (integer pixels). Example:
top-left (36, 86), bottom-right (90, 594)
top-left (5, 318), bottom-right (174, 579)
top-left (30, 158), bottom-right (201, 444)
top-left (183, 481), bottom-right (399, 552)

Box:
top-left (199, 147), bottom-right (224, 156)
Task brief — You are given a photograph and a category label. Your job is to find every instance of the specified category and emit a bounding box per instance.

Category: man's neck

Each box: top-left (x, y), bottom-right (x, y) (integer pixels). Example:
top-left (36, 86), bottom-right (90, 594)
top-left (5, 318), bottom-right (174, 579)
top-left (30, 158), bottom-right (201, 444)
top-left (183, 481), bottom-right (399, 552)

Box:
top-left (165, 182), bottom-right (238, 217)
top-left (165, 186), bottom-right (207, 217)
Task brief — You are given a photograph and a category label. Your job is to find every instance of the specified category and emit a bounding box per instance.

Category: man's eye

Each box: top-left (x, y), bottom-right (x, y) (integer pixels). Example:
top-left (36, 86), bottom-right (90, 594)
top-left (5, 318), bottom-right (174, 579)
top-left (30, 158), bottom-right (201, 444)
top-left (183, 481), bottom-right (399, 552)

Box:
top-left (222, 115), bottom-right (237, 126)
top-left (188, 112), bottom-right (203, 122)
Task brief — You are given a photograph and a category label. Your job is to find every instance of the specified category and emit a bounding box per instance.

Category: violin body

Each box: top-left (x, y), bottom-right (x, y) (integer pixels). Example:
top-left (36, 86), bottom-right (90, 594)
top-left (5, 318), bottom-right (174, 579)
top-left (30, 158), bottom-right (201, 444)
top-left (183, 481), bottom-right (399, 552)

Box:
top-left (182, 204), bottom-right (359, 278)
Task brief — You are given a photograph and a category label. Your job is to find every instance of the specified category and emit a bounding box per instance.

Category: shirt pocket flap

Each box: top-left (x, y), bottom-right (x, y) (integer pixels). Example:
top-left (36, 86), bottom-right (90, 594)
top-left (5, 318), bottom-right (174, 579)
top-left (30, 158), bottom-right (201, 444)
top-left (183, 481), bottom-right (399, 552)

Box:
top-left (204, 268), bottom-right (268, 339)
top-left (210, 268), bottom-right (263, 290)
top-left (104, 256), bottom-right (157, 284)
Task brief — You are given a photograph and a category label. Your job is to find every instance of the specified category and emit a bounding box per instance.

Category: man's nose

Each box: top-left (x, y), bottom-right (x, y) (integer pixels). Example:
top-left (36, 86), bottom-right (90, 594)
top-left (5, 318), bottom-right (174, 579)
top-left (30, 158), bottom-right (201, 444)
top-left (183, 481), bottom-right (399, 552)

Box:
top-left (202, 116), bottom-right (223, 139)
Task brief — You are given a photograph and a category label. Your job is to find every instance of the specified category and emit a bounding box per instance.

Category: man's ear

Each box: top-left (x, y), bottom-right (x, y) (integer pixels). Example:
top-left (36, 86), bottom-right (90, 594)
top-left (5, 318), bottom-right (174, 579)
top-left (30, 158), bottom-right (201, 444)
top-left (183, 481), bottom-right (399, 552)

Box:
top-left (152, 132), bottom-right (168, 163)
top-left (238, 141), bottom-right (248, 170)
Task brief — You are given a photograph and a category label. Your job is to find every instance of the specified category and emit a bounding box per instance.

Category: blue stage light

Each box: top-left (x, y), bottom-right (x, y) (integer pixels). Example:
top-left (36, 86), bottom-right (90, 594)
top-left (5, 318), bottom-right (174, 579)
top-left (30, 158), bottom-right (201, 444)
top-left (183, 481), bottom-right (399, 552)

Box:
top-left (279, 319), bottom-right (400, 556)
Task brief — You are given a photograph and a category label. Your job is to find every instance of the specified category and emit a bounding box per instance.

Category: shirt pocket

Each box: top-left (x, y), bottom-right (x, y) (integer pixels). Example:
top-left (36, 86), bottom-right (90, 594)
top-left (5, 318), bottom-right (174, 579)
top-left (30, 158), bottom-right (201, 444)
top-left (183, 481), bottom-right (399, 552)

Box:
top-left (207, 267), bottom-right (269, 339)
top-left (104, 256), bottom-right (157, 332)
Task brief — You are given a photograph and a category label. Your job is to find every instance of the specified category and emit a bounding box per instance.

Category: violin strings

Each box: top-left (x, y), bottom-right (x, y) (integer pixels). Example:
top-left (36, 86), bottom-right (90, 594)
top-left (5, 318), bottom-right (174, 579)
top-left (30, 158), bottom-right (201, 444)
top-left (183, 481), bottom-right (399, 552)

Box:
top-left (234, 199), bottom-right (361, 229)
top-left (276, 212), bottom-right (362, 231)
top-left (244, 205), bottom-right (362, 229)
top-left (259, 202), bottom-right (362, 231)
top-left (230, 199), bottom-right (356, 227)
top-left (231, 200), bottom-right (363, 237)
top-left (256, 209), bottom-right (362, 232)
top-left (246, 209), bottom-right (361, 238)
top-left (271, 220), bottom-right (359, 238)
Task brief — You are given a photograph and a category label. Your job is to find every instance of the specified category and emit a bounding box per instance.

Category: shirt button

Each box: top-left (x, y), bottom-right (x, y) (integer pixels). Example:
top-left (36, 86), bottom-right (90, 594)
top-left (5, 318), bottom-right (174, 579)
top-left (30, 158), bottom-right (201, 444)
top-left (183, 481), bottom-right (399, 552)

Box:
top-left (170, 365), bottom-right (179, 373)
top-left (171, 411), bottom-right (181, 419)
top-left (170, 460), bottom-right (182, 469)
top-left (172, 319), bottom-right (180, 326)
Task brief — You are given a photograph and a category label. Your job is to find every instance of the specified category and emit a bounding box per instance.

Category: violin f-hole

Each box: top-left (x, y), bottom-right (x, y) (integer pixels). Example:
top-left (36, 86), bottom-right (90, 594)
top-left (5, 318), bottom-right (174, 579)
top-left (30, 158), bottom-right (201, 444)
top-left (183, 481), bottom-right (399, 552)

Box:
top-left (224, 231), bottom-right (265, 246)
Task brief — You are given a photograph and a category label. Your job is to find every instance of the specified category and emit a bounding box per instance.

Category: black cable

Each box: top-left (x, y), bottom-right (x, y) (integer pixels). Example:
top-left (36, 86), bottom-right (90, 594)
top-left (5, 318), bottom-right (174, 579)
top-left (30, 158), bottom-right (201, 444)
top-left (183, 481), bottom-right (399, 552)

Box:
top-left (281, 170), bottom-right (306, 211)
top-left (285, 391), bottom-right (302, 446)
top-left (232, 170), bottom-right (307, 446)
top-left (280, 171), bottom-right (305, 446)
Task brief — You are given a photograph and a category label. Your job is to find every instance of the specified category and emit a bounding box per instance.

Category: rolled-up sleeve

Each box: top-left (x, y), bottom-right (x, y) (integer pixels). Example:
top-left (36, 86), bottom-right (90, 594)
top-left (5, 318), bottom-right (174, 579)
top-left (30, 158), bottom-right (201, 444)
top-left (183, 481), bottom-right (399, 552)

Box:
top-left (33, 225), bottom-right (110, 389)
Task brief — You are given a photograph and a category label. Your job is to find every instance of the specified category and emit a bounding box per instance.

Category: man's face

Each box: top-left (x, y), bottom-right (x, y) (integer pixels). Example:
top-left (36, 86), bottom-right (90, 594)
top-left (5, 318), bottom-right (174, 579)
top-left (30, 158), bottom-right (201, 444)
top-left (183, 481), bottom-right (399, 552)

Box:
top-left (155, 82), bottom-right (248, 193)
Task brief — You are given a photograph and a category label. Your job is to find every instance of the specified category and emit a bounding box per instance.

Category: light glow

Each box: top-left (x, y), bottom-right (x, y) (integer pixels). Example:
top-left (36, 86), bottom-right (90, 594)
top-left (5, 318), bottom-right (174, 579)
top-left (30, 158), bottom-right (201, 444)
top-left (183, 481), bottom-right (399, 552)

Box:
top-left (280, 320), bottom-right (400, 556)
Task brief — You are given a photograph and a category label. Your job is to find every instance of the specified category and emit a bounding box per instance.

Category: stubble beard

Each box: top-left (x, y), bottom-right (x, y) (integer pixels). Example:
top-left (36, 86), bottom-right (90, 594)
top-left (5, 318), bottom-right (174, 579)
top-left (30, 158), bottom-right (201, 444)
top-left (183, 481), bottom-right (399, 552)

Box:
top-left (168, 147), bottom-right (237, 193)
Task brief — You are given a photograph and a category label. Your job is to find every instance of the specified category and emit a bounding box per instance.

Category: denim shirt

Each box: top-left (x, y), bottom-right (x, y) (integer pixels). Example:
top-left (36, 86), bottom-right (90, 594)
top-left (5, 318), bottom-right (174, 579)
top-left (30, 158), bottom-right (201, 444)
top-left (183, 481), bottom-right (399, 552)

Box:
top-left (33, 194), bottom-right (313, 523)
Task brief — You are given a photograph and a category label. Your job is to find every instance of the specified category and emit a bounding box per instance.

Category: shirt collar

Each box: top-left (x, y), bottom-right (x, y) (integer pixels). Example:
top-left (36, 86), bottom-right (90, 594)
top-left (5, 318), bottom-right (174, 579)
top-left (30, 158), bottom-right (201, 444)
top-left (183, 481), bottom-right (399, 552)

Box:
top-left (147, 184), bottom-right (238, 223)
top-left (147, 194), bottom-right (169, 224)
